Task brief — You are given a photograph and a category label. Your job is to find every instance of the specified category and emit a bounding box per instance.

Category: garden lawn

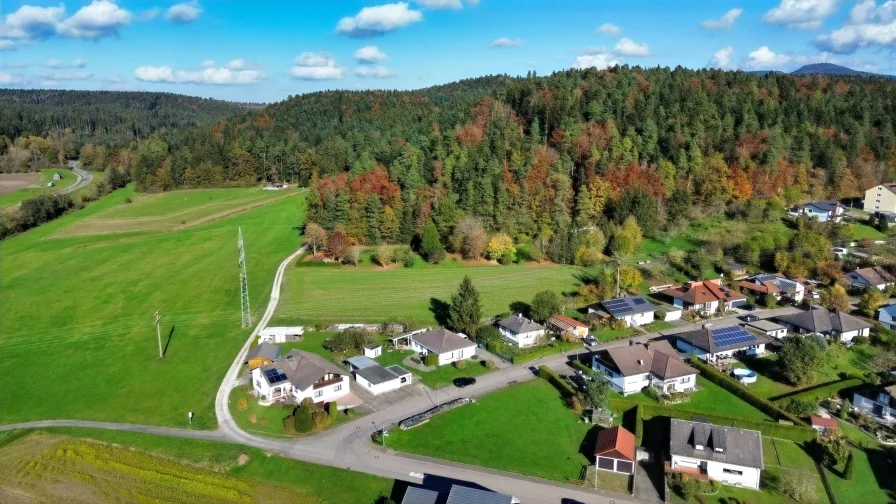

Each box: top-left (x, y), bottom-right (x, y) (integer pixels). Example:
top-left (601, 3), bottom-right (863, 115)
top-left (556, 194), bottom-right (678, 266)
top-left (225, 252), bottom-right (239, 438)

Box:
top-left (273, 261), bottom-right (582, 326)
top-left (835, 418), bottom-right (879, 449)
top-left (619, 376), bottom-right (772, 421)
top-left (849, 223), bottom-right (887, 240)
top-left (228, 386), bottom-right (352, 438)
top-left (279, 331), bottom-right (339, 361)
top-left (0, 185), bottom-right (305, 427)
top-left (670, 466), bottom-right (827, 504)
top-left (826, 447), bottom-right (894, 504)
top-left (0, 168), bottom-right (77, 207)
top-left (388, 379), bottom-right (592, 482)
top-left (592, 326), bottom-right (635, 342)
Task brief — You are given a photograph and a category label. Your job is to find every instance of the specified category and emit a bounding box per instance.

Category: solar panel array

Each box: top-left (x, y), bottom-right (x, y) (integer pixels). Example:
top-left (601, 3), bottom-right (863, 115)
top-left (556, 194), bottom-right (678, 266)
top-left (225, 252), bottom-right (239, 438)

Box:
top-left (263, 368), bottom-right (288, 384)
top-left (755, 274), bottom-right (778, 283)
top-left (711, 326), bottom-right (757, 348)
top-left (632, 298), bottom-right (647, 305)
top-left (602, 298), bottom-right (634, 316)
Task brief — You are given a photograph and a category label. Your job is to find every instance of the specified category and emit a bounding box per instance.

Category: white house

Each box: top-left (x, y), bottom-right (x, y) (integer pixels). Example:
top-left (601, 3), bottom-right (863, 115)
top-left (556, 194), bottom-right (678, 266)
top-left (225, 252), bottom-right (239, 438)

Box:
top-left (346, 356), bottom-right (412, 395)
top-left (846, 266), bottom-right (896, 291)
top-left (878, 304), bottom-right (896, 330)
top-left (863, 182), bottom-right (896, 213)
top-left (497, 315), bottom-right (546, 348)
top-left (661, 280), bottom-right (747, 313)
top-left (408, 328), bottom-right (477, 366)
top-left (592, 341), bottom-right (697, 396)
top-left (363, 344), bottom-right (382, 358)
top-left (775, 307), bottom-right (872, 343)
top-left (258, 326), bottom-right (304, 344)
top-left (789, 200), bottom-right (844, 222)
top-left (589, 296), bottom-right (656, 327)
top-left (674, 325), bottom-right (770, 362)
top-left (744, 320), bottom-right (788, 339)
top-left (669, 419), bottom-right (763, 490)
top-left (251, 350), bottom-right (349, 404)
top-left (852, 385), bottom-right (895, 423)
top-left (736, 274), bottom-right (805, 303)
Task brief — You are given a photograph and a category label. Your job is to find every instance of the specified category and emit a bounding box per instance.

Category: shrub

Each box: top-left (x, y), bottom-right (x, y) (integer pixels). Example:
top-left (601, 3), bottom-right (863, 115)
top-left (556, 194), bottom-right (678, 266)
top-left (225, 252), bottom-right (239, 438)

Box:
top-left (783, 398), bottom-right (819, 417)
top-left (844, 451), bottom-right (855, 481)
top-left (538, 365), bottom-right (577, 398)
top-left (572, 360), bottom-right (595, 378)
top-left (454, 359), bottom-right (467, 370)
top-left (424, 353), bottom-right (438, 367)
top-left (642, 386), bottom-right (661, 403)
top-left (312, 410), bottom-right (330, 430)
top-left (326, 329), bottom-right (369, 352)
top-left (470, 354), bottom-right (479, 360)
top-left (248, 413), bottom-right (257, 424)
top-left (293, 398), bottom-right (316, 433)
top-left (840, 399), bottom-right (851, 419)
top-left (484, 359), bottom-right (497, 369)
top-left (851, 335), bottom-right (869, 345)
top-left (566, 395), bottom-right (583, 413)
top-left (560, 332), bottom-right (576, 343)
top-left (345, 408), bottom-right (356, 419)
top-left (328, 401), bottom-right (338, 421)
top-left (655, 310), bottom-right (666, 320)
top-left (282, 417), bottom-right (297, 435)
top-left (236, 397), bottom-right (249, 411)
top-left (410, 356), bottom-right (422, 364)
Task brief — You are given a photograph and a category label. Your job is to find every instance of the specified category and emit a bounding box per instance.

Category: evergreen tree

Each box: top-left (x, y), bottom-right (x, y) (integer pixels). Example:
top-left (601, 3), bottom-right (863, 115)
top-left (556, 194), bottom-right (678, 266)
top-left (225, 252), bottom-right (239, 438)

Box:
top-left (447, 276), bottom-right (482, 337)
top-left (420, 220), bottom-right (445, 263)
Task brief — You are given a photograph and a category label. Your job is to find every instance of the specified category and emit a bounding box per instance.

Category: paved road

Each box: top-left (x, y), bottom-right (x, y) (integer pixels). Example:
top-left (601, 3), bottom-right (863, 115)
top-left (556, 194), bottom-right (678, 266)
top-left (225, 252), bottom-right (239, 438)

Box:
top-left (59, 163), bottom-right (92, 195)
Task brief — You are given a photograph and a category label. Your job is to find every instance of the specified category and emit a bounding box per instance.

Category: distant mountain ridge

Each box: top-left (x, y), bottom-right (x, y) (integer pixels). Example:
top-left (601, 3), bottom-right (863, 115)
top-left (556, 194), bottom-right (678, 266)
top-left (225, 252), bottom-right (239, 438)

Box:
top-left (790, 63), bottom-right (882, 77)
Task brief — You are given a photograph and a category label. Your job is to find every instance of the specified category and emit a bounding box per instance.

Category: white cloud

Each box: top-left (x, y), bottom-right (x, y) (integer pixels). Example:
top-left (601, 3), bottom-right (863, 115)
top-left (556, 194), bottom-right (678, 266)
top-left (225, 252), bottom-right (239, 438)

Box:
top-left (573, 47), bottom-right (619, 69)
top-left (166, 2), bottom-right (202, 23)
top-left (814, 0), bottom-right (896, 53)
top-left (136, 8), bottom-right (159, 21)
top-left (224, 58), bottom-right (253, 70)
top-left (336, 3), bottom-right (423, 37)
top-left (701, 8), bottom-right (743, 30)
top-left (57, 0), bottom-right (132, 39)
top-left (40, 70), bottom-right (93, 80)
top-left (596, 22), bottom-right (621, 36)
top-left (199, 59), bottom-right (216, 68)
top-left (0, 71), bottom-right (25, 85)
top-left (0, 40), bottom-right (17, 51)
top-left (741, 45), bottom-right (838, 70)
top-left (526, 61), bottom-right (537, 67)
top-left (762, 0), bottom-right (839, 29)
top-left (40, 79), bottom-right (61, 87)
top-left (491, 37), bottom-right (522, 47)
top-left (103, 75), bottom-right (124, 83)
top-left (355, 65), bottom-right (396, 78)
top-left (709, 46), bottom-right (736, 69)
top-left (134, 62), bottom-right (265, 85)
top-left (0, 4), bottom-right (67, 40)
top-left (46, 58), bottom-right (88, 68)
top-left (289, 52), bottom-right (345, 80)
top-left (613, 37), bottom-right (651, 57)
top-left (414, 0), bottom-right (462, 9)
top-left (354, 45), bottom-right (388, 63)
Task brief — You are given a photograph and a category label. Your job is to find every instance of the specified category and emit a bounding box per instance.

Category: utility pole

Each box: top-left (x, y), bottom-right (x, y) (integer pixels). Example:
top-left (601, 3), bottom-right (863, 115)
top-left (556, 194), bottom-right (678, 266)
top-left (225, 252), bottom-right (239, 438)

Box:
top-left (615, 257), bottom-right (621, 299)
top-left (154, 310), bottom-right (163, 358)
top-left (238, 227), bottom-right (251, 327)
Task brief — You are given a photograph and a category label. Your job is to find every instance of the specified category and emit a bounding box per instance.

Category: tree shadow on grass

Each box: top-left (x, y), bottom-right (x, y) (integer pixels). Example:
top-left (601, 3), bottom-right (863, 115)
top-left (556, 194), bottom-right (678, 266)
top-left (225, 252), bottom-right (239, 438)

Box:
top-left (429, 298), bottom-right (450, 327)
top-left (740, 355), bottom-right (791, 387)
top-left (509, 301), bottom-right (530, 318)
top-left (579, 424), bottom-right (603, 462)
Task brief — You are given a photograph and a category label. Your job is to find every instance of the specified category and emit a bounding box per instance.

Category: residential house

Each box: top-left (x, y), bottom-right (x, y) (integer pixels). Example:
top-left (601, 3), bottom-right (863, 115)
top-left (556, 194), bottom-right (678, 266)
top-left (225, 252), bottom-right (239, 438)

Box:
top-left (546, 313), bottom-right (590, 338)
top-left (736, 274), bottom-right (805, 303)
top-left (346, 356), bottom-right (412, 396)
top-left (244, 342), bottom-right (282, 371)
top-left (744, 320), bottom-right (788, 339)
top-left (594, 426), bottom-right (637, 475)
top-left (251, 350), bottom-right (349, 404)
top-left (363, 344), bottom-right (382, 358)
top-left (674, 325), bottom-right (770, 362)
top-left (775, 307), bottom-right (872, 343)
top-left (661, 280), bottom-right (747, 313)
top-left (408, 328), bottom-right (477, 366)
top-left (863, 182), bottom-right (896, 213)
top-left (846, 266), bottom-right (896, 291)
top-left (878, 304), bottom-right (896, 330)
top-left (668, 419), bottom-right (763, 490)
top-left (497, 315), bottom-right (546, 348)
top-left (401, 484), bottom-right (519, 504)
top-left (810, 416), bottom-right (840, 436)
top-left (790, 200), bottom-right (844, 222)
top-left (588, 296), bottom-right (656, 327)
top-left (257, 326), bottom-right (304, 344)
top-left (592, 341), bottom-right (698, 396)
top-left (852, 385), bottom-right (895, 423)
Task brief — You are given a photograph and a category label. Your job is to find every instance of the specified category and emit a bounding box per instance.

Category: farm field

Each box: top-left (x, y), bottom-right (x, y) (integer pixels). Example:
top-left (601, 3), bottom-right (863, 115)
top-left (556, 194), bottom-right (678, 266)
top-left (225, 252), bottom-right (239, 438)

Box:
top-left (0, 169), bottom-right (76, 207)
top-left (0, 430), bottom-right (393, 504)
top-left (273, 261), bottom-right (583, 326)
top-left (0, 185), bottom-right (305, 427)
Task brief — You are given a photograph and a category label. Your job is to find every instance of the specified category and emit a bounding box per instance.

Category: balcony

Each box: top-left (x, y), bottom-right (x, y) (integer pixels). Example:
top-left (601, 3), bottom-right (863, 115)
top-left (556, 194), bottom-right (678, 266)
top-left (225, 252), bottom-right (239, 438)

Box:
top-left (313, 375), bottom-right (344, 389)
top-left (664, 461), bottom-right (709, 481)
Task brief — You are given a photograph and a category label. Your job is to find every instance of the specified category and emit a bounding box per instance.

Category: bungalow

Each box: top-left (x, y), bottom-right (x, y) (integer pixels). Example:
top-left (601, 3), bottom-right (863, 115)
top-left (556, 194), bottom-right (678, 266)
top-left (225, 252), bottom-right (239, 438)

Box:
top-left (810, 416), bottom-right (840, 436)
top-left (497, 314), bottom-right (546, 348)
top-left (594, 426), bottom-right (637, 475)
top-left (400, 484), bottom-right (519, 504)
top-left (674, 324), bottom-right (770, 362)
top-left (878, 304), bottom-right (896, 330)
top-left (789, 200), bottom-right (844, 222)
top-left (409, 328), bottom-right (477, 366)
top-left (744, 319), bottom-right (788, 339)
top-left (852, 385), bottom-right (895, 423)
top-left (346, 356), bottom-right (412, 396)
top-left (244, 342), bottom-right (282, 370)
top-left (668, 419), bottom-right (763, 490)
top-left (257, 326), bottom-right (304, 344)
top-left (775, 307), bottom-right (872, 343)
top-left (588, 296), bottom-right (656, 327)
top-left (251, 350), bottom-right (349, 404)
top-left (736, 274), bottom-right (805, 303)
top-left (592, 341), bottom-right (698, 396)
top-left (846, 266), bottom-right (896, 291)
top-left (545, 313), bottom-right (590, 338)
top-left (661, 280), bottom-right (747, 313)
top-left (363, 344), bottom-right (382, 358)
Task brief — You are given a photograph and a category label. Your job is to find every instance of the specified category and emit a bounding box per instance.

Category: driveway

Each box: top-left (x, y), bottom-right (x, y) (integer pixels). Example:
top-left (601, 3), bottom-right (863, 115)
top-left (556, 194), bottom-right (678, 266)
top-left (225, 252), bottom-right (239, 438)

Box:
top-left (351, 381), bottom-right (429, 412)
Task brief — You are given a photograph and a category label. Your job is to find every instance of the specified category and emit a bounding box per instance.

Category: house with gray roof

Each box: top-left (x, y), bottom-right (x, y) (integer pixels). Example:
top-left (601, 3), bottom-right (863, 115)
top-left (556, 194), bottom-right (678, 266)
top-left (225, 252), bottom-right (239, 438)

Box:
top-left (409, 328), bottom-right (477, 366)
top-left (251, 349), bottom-right (349, 404)
top-left (878, 304), bottom-right (896, 330)
top-left (497, 314), bottom-right (546, 348)
top-left (675, 324), bottom-right (771, 362)
top-left (593, 340), bottom-right (697, 395)
top-left (668, 419), bottom-right (763, 490)
top-left (852, 385), bottom-right (896, 423)
top-left (846, 266), bottom-right (896, 291)
top-left (744, 319), bottom-right (787, 339)
top-left (775, 307), bottom-right (872, 343)
top-left (244, 342), bottom-right (282, 370)
top-left (400, 484), bottom-right (518, 504)
top-left (588, 295), bottom-right (656, 327)
top-left (789, 200), bottom-right (844, 222)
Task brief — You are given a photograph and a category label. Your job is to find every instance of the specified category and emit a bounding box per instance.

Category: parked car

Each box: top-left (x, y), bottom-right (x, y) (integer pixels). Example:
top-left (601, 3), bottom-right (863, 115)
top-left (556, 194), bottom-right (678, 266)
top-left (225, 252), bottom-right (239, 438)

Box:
top-left (569, 374), bottom-right (589, 391)
top-left (583, 336), bottom-right (598, 346)
top-left (453, 377), bottom-right (476, 388)
top-left (739, 314), bottom-right (759, 322)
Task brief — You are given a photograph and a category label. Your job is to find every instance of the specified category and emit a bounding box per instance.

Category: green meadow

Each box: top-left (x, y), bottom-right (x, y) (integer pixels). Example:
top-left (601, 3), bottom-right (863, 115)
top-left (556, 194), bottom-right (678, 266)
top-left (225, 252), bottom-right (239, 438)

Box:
top-left (0, 168), bottom-right (77, 208)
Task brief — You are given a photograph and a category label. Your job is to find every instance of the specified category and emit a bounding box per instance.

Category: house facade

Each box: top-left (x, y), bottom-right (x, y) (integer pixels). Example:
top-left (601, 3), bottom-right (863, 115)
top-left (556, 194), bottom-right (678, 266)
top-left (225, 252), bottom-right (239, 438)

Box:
top-left (846, 266), bottom-right (896, 291)
top-left (592, 341), bottom-right (697, 396)
top-left (736, 274), bottom-right (805, 303)
top-left (878, 304), bottom-right (896, 330)
top-left (674, 325), bottom-right (769, 362)
top-left (257, 326), bottom-right (304, 344)
top-left (409, 328), bottom-right (477, 366)
top-left (497, 315), bottom-right (546, 348)
top-left (790, 200), bottom-right (844, 222)
top-left (251, 350), bottom-right (349, 404)
top-left (668, 419), bottom-right (763, 490)
top-left (589, 296), bottom-right (656, 327)
top-left (546, 313), bottom-right (590, 338)
top-left (863, 182), bottom-right (896, 213)
top-left (775, 307), bottom-right (872, 343)
top-left (661, 280), bottom-right (746, 313)
top-left (852, 386), bottom-right (895, 423)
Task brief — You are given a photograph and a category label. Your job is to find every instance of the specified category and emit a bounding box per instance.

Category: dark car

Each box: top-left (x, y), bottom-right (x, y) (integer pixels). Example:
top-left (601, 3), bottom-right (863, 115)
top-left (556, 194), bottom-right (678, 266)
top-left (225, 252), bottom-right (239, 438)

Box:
top-left (739, 314), bottom-right (759, 322)
top-left (453, 377), bottom-right (477, 388)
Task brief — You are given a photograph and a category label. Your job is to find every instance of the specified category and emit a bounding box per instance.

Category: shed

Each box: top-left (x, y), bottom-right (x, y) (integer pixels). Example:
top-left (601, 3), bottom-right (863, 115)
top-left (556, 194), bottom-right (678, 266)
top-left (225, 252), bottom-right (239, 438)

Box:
top-left (53, 172), bottom-right (63, 180)
top-left (810, 416), bottom-right (839, 435)
top-left (244, 342), bottom-right (282, 370)
top-left (258, 326), bottom-right (304, 344)
top-left (363, 343), bottom-right (383, 358)
top-left (354, 364), bottom-right (412, 395)
top-left (594, 426), bottom-right (636, 474)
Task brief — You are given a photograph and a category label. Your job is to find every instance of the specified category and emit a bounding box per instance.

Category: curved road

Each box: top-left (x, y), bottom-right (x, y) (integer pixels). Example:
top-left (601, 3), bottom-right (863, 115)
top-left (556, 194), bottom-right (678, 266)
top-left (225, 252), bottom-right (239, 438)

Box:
top-left (60, 162), bottom-right (93, 195)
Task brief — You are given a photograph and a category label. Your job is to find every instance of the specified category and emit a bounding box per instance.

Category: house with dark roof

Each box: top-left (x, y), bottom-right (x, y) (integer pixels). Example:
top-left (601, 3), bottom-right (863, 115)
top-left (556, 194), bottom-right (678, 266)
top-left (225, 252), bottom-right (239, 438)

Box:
top-left (244, 342), bottom-right (282, 370)
top-left (789, 200), bottom-right (844, 222)
top-left (744, 319), bottom-right (788, 339)
top-left (852, 385), bottom-right (895, 423)
top-left (497, 314), bottom-right (546, 348)
top-left (878, 304), bottom-right (896, 330)
top-left (774, 307), bottom-right (872, 343)
top-left (592, 341), bottom-right (697, 395)
top-left (587, 295), bottom-right (656, 327)
top-left (668, 419), bottom-right (763, 490)
top-left (863, 182), bottom-right (896, 214)
top-left (661, 280), bottom-right (747, 314)
top-left (846, 266), bottom-right (896, 291)
top-left (674, 324), bottom-right (771, 362)
top-left (595, 426), bottom-right (637, 475)
top-left (408, 328), bottom-right (477, 366)
top-left (251, 350), bottom-right (349, 404)
top-left (736, 273), bottom-right (805, 303)
top-left (400, 484), bottom-right (518, 504)
top-left (545, 313), bottom-right (590, 338)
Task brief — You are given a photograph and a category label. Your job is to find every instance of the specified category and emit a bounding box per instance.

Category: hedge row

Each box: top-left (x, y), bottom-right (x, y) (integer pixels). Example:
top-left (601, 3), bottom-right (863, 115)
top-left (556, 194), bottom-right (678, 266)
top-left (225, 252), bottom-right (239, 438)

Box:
top-left (538, 365), bottom-right (577, 398)
top-left (688, 357), bottom-right (808, 427)
top-left (571, 359), bottom-right (595, 377)
top-left (512, 341), bottom-right (581, 364)
top-left (770, 377), bottom-right (866, 404)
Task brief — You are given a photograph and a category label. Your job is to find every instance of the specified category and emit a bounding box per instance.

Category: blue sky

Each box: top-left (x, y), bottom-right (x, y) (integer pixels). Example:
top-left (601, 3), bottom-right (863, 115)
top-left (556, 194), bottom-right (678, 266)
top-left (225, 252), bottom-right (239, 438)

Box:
top-left (1, 0), bottom-right (894, 102)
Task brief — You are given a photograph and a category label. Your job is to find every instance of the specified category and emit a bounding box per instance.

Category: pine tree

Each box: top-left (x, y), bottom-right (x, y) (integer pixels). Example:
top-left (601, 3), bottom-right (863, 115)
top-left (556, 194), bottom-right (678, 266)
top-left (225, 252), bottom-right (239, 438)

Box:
top-left (420, 220), bottom-right (445, 263)
top-left (448, 276), bottom-right (482, 337)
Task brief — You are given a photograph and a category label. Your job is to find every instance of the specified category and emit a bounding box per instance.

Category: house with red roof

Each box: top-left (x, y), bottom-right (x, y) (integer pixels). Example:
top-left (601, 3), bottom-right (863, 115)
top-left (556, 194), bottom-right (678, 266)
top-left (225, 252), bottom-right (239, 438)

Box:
top-left (661, 279), bottom-right (746, 314)
top-left (594, 426), bottom-right (636, 475)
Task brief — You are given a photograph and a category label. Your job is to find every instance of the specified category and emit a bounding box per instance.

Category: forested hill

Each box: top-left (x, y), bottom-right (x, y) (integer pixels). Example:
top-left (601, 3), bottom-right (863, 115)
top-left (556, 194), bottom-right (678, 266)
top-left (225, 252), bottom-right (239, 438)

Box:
top-left (0, 89), bottom-right (248, 148)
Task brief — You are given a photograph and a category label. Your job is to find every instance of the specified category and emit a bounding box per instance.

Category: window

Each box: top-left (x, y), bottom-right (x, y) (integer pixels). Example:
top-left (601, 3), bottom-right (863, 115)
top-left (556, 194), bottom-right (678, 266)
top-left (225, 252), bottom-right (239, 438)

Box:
top-left (680, 376), bottom-right (690, 384)
top-left (315, 390), bottom-right (323, 398)
top-left (723, 468), bottom-right (743, 476)
top-left (335, 384), bottom-right (342, 391)
top-left (255, 380), bottom-right (261, 389)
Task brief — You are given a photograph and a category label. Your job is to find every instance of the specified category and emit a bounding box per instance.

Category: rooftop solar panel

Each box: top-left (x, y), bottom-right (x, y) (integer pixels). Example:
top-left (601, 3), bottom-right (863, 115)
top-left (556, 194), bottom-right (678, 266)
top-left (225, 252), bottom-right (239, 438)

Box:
top-left (263, 368), bottom-right (288, 384)
top-left (710, 327), bottom-right (756, 348)
top-left (633, 298), bottom-right (647, 305)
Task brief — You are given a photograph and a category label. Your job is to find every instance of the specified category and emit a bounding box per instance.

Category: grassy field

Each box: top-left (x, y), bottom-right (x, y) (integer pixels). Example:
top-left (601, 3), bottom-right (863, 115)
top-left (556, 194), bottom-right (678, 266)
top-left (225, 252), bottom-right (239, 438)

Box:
top-left (618, 376), bottom-right (772, 421)
top-left (0, 168), bottom-right (77, 207)
top-left (273, 261), bottom-right (582, 326)
top-left (849, 223), bottom-right (887, 240)
top-left (0, 185), bottom-right (305, 427)
top-left (228, 386), bottom-right (352, 438)
top-left (373, 348), bottom-right (493, 389)
top-left (388, 379), bottom-right (592, 482)
top-left (1, 429), bottom-right (394, 504)
top-left (826, 446), bottom-right (894, 504)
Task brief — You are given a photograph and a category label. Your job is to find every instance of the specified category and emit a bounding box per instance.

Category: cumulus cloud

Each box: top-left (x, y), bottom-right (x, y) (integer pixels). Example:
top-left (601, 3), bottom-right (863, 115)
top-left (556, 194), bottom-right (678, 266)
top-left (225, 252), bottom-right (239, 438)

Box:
top-left (491, 37), bottom-right (522, 47)
top-left (613, 37), bottom-right (651, 57)
top-left (134, 60), bottom-right (265, 85)
top-left (573, 47), bottom-right (619, 69)
top-left (336, 3), bottom-right (423, 37)
top-left (814, 0), bottom-right (896, 53)
top-left (596, 22), bottom-right (621, 36)
top-left (0, 4), bottom-right (66, 40)
top-left (414, 0), bottom-right (462, 9)
top-left (0, 40), bottom-right (17, 51)
top-left (165, 2), bottom-right (202, 23)
top-left (355, 65), bottom-right (396, 78)
top-left (289, 52), bottom-right (345, 80)
top-left (741, 45), bottom-right (838, 70)
top-left (46, 58), bottom-right (88, 68)
top-left (762, 0), bottom-right (839, 29)
top-left (39, 70), bottom-right (93, 80)
top-left (709, 46), bottom-right (736, 69)
top-left (701, 8), bottom-right (743, 29)
top-left (199, 59), bottom-right (216, 68)
top-left (0, 71), bottom-right (25, 85)
top-left (0, 1), bottom-right (132, 41)
top-left (354, 45), bottom-right (388, 63)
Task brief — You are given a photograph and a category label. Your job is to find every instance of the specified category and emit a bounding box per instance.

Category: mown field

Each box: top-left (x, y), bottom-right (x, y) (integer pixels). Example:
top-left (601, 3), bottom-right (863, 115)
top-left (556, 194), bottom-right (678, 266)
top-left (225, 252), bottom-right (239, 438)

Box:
top-left (0, 429), bottom-right (393, 504)
top-left (0, 169), bottom-right (77, 208)
top-left (273, 261), bottom-right (583, 326)
top-left (0, 186), bottom-right (305, 427)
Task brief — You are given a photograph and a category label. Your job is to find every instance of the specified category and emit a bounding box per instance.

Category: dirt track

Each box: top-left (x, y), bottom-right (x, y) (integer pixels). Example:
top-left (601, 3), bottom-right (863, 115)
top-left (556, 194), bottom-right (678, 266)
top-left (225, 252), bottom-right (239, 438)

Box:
top-left (0, 173), bottom-right (40, 195)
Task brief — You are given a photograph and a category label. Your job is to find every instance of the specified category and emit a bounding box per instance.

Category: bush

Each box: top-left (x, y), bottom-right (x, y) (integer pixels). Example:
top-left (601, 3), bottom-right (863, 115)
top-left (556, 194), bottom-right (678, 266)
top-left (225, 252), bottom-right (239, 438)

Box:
top-left (470, 354), bottom-right (479, 360)
top-left (783, 398), bottom-right (819, 417)
top-left (844, 451), bottom-right (855, 481)
top-left (484, 359), bottom-right (497, 369)
top-left (852, 335), bottom-right (869, 345)
top-left (454, 359), bottom-right (467, 369)
top-left (282, 416), bottom-right (297, 435)
top-left (345, 408), bottom-right (356, 419)
top-left (410, 356), bottom-right (422, 364)
top-left (312, 410), bottom-right (330, 430)
top-left (326, 329), bottom-right (369, 352)
top-left (236, 397), bottom-right (249, 411)
top-left (572, 360), bottom-right (595, 378)
top-left (328, 401), bottom-right (338, 421)
top-left (538, 365), bottom-right (577, 398)
top-left (512, 341), bottom-right (581, 364)
top-left (476, 325), bottom-right (501, 345)
top-left (424, 353), bottom-right (438, 367)
top-left (566, 395), bottom-right (583, 413)
top-left (293, 398), bottom-right (316, 433)
top-left (642, 386), bottom-right (661, 403)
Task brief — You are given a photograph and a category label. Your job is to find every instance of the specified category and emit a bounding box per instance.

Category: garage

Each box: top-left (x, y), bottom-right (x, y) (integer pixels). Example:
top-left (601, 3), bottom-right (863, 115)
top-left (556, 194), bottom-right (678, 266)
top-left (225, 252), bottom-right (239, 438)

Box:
top-left (354, 364), bottom-right (412, 396)
top-left (594, 426), bottom-right (636, 475)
